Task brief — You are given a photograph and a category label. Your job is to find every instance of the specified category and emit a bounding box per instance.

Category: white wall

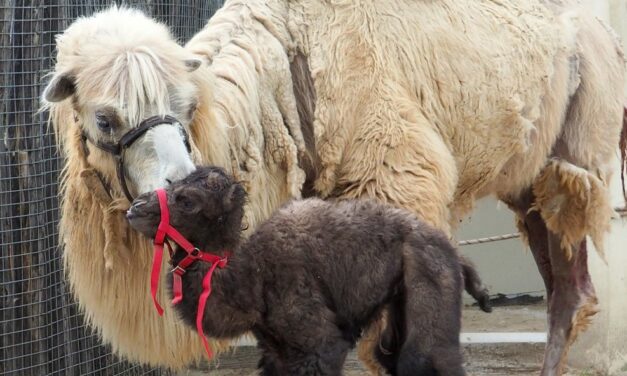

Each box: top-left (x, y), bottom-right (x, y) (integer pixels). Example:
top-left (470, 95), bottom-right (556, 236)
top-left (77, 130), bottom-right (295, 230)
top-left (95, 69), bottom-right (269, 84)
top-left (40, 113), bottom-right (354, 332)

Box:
top-left (458, 198), bottom-right (545, 301)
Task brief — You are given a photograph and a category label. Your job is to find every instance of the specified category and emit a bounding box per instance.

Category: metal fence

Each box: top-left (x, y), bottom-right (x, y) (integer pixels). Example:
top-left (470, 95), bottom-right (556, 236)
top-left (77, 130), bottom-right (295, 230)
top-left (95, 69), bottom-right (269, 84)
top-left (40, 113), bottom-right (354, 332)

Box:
top-left (0, 1), bottom-right (223, 375)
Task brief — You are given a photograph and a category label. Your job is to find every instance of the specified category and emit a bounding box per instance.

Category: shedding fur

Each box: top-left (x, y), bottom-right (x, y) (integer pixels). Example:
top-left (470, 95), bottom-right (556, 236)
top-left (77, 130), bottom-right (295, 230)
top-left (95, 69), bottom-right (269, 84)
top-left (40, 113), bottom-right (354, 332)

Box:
top-left (79, 169), bottom-right (120, 270)
top-left (532, 159), bottom-right (612, 261)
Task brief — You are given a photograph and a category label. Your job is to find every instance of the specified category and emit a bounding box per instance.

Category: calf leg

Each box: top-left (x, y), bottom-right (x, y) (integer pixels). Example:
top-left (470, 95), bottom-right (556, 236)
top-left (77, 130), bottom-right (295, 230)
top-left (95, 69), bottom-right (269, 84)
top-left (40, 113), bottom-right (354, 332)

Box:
top-left (374, 299), bottom-right (402, 375)
top-left (399, 241), bottom-right (465, 376)
top-left (258, 351), bottom-right (283, 376)
top-left (283, 340), bottom-right (352, 376)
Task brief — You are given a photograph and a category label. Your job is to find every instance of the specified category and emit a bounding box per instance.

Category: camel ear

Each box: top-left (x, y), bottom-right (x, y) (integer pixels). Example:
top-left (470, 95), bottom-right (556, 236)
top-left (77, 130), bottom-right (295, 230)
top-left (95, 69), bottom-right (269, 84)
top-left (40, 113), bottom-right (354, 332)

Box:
top-left (43, 72), bottom-right (76, 102)
top-left (183, 58), bottom-right (202, 72)
top-left (222, 183), bottom-right (246, 212)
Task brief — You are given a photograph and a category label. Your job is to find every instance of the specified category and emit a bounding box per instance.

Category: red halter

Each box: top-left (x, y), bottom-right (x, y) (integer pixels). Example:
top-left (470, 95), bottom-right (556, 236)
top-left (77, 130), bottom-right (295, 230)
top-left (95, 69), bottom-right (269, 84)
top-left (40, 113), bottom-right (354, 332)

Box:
top-left (150, 188), bottom-right (229, 360)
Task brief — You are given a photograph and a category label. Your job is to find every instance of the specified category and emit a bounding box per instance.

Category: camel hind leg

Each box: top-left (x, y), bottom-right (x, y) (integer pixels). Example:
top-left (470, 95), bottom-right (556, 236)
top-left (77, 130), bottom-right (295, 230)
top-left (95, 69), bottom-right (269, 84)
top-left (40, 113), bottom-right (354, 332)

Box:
top-left (544, 236), bottom-right (597, 375)
top-left (531, 157), bottom-right (612, 376)
top-left (527, 14), bottom-right (624, 374)
top-left (504, 189), bottom-right (554, 297)
top-left (506, 169), bottom-right (603, 376)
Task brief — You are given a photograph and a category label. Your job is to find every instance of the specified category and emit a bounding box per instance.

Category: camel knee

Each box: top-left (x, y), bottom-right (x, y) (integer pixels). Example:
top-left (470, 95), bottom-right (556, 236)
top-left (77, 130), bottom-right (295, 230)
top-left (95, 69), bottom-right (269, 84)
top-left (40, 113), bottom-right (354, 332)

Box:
top-left (532, 159), bottom-right (613, 259)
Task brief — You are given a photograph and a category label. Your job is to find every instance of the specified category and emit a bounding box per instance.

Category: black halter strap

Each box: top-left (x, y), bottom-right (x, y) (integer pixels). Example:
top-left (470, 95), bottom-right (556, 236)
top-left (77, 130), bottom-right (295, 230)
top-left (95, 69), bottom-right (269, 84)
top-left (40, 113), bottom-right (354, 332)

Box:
top-left (81, 115), bottom-right (191, 202)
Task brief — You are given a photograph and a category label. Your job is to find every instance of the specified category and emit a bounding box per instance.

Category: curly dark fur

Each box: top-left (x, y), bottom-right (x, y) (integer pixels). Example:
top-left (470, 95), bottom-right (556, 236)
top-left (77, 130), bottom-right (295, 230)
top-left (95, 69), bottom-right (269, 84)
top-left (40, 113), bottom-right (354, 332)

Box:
top-left (128, 166), bottom-right (480, 375)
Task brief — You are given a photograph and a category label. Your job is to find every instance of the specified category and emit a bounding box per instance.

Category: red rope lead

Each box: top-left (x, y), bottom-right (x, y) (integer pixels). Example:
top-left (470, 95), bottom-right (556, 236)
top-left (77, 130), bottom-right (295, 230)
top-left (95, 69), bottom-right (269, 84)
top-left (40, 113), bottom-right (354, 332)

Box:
top-left (150, 243), bottom-right (165, 316)
top-left (150, 189), bottom-right (171, 316)
top-left (197, 261), bottom-right (221, 359)
top-left (150, 188), bottom-right (229, 360)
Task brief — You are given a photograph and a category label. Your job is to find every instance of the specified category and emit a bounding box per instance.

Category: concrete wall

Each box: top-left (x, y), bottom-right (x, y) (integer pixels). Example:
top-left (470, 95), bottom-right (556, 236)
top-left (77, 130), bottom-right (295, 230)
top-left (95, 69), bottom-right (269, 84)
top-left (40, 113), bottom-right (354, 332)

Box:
top-left (458, 198), bottom-right (545, 301)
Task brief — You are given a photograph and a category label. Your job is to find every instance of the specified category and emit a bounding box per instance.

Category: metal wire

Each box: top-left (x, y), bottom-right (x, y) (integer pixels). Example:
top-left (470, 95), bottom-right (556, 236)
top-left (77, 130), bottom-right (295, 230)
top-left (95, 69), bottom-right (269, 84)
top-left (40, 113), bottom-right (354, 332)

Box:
top-left (0, 1), bottom-right (224, 375)
top-left (459, 232), bottom-right (522, 246)
top-left (459, 206), bottom-right (627, 246)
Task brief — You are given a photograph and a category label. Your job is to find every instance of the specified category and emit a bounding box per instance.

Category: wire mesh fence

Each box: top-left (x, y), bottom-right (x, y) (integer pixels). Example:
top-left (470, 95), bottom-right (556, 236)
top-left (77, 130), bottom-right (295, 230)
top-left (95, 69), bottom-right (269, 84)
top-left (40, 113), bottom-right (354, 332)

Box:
top-left (0, 1), bottom-right (224, 375)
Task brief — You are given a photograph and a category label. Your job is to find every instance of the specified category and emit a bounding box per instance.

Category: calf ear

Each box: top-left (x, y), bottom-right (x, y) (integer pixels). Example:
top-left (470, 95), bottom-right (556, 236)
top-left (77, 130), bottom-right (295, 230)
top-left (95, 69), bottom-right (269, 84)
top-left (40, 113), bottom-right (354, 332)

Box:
top-left (222, 183), bottom-right (246, 211)
top-left (43, 72), bottom-right (76, 102)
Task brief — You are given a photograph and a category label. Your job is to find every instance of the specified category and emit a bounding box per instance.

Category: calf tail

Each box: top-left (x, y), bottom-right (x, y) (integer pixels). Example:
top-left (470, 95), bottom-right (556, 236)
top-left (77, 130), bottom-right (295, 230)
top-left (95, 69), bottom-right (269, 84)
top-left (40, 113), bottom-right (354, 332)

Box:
top-left (459, 255), bottom-right (492, 313)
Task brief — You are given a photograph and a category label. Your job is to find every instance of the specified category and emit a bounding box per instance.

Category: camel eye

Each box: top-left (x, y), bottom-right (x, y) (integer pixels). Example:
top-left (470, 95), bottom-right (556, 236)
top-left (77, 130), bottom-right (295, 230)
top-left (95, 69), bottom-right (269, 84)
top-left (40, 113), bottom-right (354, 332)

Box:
top-left (188, 101), bottom-right (197, 119)
top-left (96, 114), bottom-right (111, 132)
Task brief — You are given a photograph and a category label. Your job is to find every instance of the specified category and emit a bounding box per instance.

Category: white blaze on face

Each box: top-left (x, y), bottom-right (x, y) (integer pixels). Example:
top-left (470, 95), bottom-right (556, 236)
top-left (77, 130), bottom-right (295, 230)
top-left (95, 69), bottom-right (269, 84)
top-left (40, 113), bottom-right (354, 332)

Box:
top-left (124, 123), bottom-right (196, 195)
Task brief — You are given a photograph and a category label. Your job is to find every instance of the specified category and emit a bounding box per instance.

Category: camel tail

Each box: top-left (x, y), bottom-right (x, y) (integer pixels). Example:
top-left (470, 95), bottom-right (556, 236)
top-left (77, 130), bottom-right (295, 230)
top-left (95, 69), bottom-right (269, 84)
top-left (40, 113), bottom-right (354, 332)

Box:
top-left (621, 105), bottom-right (627, 203)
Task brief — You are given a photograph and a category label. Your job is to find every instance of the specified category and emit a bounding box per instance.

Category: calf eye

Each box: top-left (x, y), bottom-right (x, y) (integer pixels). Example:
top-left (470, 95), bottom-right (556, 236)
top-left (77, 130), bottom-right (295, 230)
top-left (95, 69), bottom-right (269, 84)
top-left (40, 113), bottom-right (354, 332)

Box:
top-left (175, 193), bottom-right (195, 210)
top-left (96, 114), bottom-right (111, 132)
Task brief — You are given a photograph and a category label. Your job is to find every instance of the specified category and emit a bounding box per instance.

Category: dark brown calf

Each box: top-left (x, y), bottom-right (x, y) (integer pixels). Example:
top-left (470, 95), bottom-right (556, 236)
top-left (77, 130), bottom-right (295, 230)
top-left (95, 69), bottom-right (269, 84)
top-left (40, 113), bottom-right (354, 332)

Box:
top-left (127, 166), bottom-right (487, 375)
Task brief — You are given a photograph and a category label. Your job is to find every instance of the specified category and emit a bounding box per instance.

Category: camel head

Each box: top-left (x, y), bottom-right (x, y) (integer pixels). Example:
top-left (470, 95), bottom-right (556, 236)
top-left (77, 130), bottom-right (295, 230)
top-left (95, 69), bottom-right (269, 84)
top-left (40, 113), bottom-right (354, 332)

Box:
top-left (43, 6), bottom-right (204, 199)
top-left (127, 166), bottom-right (247, 252)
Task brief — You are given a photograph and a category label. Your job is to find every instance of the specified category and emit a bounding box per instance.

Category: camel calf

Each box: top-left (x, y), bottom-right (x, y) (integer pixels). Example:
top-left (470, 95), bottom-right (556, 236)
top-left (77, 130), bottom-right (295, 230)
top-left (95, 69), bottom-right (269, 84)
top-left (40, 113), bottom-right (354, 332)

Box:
top-left (127, 166), bottom-right (489, 375)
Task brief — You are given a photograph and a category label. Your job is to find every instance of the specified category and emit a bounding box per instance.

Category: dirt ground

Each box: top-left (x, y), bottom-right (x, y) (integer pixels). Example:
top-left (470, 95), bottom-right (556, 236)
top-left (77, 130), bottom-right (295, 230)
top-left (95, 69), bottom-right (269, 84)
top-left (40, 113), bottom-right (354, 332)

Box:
top-left (462, 303), bottom-right (547, 332)
top-left (179, 304), bottom-right (606, 375)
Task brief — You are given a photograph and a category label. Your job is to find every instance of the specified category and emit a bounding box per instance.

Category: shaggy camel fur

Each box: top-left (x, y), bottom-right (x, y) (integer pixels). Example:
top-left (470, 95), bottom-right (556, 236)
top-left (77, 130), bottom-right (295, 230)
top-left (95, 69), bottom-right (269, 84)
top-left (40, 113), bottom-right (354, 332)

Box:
top-left (43, 1), bottom-right (625, 374)
top-left (127, 166), bottom-right (473, 376)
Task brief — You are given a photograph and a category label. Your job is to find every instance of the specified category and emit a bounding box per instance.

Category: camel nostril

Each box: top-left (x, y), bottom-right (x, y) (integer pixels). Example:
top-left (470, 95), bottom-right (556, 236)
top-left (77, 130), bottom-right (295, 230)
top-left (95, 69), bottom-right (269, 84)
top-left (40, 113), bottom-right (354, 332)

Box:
top-left (165, 178), bottom-right (172, 185)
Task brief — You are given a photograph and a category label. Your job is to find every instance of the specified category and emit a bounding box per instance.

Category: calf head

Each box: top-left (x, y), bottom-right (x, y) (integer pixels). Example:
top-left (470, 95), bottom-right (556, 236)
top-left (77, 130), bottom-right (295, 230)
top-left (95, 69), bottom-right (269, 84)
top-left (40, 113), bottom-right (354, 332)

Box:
top-left (126, 166), bottom-right (246, 251)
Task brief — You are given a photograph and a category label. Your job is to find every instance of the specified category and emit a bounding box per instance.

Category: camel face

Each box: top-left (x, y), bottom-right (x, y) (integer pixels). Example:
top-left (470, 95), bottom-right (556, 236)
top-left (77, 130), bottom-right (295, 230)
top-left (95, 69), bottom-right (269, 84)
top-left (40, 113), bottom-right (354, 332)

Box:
top-left (42, 6), bottom-right (202, 198)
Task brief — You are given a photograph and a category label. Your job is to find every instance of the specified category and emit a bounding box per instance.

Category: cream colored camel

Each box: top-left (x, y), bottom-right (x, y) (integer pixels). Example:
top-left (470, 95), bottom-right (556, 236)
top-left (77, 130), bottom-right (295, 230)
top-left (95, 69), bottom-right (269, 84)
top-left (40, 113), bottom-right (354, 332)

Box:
top-left (43, 1), bottom-right (625, 375)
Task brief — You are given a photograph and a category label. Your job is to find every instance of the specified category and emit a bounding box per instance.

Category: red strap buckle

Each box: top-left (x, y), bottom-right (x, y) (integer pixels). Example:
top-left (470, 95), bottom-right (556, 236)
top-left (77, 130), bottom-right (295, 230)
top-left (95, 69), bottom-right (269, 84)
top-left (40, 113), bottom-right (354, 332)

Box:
top-left (171, 265), bottom-right (186, 276)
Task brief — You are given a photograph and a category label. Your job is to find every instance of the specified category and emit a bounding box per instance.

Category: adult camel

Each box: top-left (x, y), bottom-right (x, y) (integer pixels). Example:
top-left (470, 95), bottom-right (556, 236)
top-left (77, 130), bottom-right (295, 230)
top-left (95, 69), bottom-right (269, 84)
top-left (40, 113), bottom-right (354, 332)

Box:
top-left (42, 1), bottom-right (626, 374)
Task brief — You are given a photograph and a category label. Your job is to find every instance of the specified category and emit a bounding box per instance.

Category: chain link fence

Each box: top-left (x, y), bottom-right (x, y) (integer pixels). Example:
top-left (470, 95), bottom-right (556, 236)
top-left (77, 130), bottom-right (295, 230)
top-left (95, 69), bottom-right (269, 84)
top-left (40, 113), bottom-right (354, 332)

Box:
top-left (0, 1), bottom-right (223, 375)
